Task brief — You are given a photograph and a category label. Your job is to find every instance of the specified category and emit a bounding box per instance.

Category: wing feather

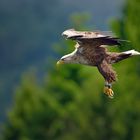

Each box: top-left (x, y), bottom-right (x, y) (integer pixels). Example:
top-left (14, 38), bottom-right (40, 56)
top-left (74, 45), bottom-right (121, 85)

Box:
top-left (62, 29), bottom-right (129, 47)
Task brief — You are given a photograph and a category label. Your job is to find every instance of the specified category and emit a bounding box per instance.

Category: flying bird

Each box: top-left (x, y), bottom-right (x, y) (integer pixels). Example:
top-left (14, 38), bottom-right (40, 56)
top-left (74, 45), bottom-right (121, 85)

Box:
top-left (57, 29), bottom-right (140, 98)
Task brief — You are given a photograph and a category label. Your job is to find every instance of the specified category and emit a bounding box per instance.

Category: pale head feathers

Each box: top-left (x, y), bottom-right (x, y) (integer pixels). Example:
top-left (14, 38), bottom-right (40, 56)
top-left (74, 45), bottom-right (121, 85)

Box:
top-left (59, 47), bottom-right (88, 65)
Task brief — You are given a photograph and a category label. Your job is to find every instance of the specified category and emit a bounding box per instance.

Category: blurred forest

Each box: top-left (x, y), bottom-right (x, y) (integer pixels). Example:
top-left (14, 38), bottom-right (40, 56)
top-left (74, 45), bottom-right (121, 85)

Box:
top-left (1, 0), bottom-right (140, 139)
top-left (0, 0), bottom-right (123, 125)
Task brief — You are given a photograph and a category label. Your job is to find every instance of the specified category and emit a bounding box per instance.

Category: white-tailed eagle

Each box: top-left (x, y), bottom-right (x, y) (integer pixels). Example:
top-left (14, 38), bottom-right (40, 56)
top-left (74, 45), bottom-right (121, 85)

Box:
top-left (57, 29), bottom-right (140, 98)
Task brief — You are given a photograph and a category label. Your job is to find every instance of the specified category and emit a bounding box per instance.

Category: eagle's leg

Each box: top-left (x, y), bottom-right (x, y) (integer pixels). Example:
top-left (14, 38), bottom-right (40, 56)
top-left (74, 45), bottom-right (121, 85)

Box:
top-left (103, 82), bottom-right (114, 98)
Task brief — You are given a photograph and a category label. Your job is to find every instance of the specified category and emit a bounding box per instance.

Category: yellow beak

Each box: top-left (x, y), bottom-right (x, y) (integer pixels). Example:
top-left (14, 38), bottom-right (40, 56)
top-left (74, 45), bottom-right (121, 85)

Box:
top-left (56, 60), bottom-right (64, 66)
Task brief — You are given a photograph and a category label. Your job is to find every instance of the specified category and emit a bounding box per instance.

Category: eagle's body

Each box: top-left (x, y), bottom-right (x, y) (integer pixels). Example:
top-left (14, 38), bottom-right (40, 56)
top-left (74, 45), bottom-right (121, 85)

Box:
top-left (57, 29), bottom-right (140, 98)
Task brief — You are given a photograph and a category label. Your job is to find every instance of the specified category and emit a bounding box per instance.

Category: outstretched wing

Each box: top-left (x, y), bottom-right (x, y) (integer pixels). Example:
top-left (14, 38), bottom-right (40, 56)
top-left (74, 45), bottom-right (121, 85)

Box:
top-left (62, 29), bottom-right (128, 47)
top-left (97, 60), bottom-right (117, 83)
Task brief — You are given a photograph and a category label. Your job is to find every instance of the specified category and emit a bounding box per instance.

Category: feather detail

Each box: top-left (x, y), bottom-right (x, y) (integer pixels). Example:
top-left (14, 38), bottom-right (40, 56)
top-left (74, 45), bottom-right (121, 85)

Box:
top-left (123, 50), bottom-right (140, 56)
top-left (97, 60), bottom-right (117, 83)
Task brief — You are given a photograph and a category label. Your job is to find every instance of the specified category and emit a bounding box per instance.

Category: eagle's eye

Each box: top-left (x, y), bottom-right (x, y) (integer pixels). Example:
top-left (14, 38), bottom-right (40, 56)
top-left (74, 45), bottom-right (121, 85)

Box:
top-left (61, 58), bottom-right (65, 61)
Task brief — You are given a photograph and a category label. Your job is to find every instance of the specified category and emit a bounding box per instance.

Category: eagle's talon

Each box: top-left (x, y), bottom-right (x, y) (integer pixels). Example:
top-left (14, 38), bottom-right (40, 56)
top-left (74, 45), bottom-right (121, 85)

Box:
top-left (103, 86), bottom-right (114, 98)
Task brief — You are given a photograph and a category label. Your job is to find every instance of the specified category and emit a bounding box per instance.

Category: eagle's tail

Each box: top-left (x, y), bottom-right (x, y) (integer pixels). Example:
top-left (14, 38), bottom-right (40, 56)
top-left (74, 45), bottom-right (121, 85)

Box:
top-left (123, 49), bottom-right (140, 56)
top-left (109, 50), bottom-right (140, 64)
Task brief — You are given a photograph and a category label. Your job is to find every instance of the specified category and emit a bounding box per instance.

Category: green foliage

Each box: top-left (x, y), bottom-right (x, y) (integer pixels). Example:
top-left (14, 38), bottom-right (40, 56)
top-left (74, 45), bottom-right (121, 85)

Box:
top-left (2, 1), bottom-right (140, 139)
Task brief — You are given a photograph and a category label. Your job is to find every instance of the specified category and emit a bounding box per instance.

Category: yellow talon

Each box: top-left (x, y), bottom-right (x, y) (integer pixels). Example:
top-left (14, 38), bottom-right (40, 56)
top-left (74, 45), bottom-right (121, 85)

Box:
top-left (103, 86), bottom-right (114, 98)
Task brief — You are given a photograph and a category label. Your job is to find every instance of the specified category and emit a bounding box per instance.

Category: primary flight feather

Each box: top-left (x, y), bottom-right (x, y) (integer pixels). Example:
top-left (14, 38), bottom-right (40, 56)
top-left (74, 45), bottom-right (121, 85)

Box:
top-left (57, 29), bottom-right (140, 98)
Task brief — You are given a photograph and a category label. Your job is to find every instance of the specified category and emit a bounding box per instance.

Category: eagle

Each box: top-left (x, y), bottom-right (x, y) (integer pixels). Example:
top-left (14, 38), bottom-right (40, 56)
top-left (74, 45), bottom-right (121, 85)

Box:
top-left (57, 29), bottom-right (140, 98)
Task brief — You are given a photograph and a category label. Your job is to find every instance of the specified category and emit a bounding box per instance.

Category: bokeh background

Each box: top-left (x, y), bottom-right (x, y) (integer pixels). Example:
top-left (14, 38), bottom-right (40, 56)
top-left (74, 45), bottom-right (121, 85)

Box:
top-left (1, 0), bottom-right (140, 139)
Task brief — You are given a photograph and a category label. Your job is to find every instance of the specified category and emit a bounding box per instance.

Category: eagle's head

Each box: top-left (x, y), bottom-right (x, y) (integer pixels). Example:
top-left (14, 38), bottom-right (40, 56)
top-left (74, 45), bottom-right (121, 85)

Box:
top-left (57, 52), bottom-right (77, 66)
top-left (57, 49), bottom-right (88, 66)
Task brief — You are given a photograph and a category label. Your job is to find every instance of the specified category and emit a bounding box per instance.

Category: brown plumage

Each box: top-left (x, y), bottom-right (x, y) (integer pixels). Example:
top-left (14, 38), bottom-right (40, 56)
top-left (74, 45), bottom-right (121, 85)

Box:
top-left (57, 29), bottom-right (140, 98)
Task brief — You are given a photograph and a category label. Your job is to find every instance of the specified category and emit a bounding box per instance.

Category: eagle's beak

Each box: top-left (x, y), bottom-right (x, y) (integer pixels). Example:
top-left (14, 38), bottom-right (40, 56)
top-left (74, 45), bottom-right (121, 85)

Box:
top-left (56, 60), bottom-right (64, 66)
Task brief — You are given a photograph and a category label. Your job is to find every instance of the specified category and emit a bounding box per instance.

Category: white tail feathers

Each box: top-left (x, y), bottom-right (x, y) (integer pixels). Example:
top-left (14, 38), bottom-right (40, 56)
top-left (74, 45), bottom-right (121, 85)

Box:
top-left (123, 50), bottom-right (140, 56)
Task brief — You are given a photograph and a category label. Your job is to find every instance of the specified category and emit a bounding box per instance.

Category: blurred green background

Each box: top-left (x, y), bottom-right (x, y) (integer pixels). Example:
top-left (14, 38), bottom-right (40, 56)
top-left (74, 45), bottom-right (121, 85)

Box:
top-left (1, 0), bottom-right (140, 139)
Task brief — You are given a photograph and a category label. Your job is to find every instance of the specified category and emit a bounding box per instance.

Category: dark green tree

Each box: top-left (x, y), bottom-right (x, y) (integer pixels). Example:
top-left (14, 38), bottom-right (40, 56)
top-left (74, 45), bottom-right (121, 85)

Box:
top-left (110, 0), bottom-right (140, 139)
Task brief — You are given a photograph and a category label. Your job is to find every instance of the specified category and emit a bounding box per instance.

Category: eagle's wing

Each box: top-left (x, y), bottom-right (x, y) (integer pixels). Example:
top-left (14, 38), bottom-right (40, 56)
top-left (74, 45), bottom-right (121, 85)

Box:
top-left (97, 60), bottom-right (117, 83)
top-left (62, 29), bottom-right (128, 47)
